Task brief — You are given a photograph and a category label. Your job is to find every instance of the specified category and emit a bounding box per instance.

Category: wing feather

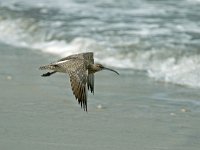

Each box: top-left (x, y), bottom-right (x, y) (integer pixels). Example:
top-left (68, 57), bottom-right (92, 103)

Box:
top-left (58, 52), bottom-right (93, 62)
top-left (54, 53), bottom-right (94, 111)
top-left (62, 59), bottom-right (88, 111)
top-left (63, 52), bottom-right (94, 94)
top-left (87, 74), bottom-right (94, 94)
top-left (85, 52), bottom-right (94, 94)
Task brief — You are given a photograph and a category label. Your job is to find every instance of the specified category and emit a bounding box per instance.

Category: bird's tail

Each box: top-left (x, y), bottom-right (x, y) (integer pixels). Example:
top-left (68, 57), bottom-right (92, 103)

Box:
top-left (39, 64), bottom-right (56, 70)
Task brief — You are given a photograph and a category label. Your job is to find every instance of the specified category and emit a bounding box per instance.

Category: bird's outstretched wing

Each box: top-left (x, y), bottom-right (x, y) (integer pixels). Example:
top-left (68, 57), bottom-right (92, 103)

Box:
top-left (58, 58), bottom-right (88, 111)
top-left (85, 53), bottom-right (94, 94)
top-left (87, 73), bottom-right (94, 94)
top-left (58, 52), bottom-right (94, 62)
top-left (58, 52), bottom-right (95, 94)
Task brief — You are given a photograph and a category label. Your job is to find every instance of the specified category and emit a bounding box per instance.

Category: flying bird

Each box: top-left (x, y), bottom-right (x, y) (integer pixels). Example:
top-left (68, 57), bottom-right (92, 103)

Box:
top-left (39, 52), bottom-right (119, 111)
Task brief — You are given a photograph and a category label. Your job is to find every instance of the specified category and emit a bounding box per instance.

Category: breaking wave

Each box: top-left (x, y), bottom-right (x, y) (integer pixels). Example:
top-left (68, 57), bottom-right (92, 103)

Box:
top-left (0, 1), bottom-right (200, 88)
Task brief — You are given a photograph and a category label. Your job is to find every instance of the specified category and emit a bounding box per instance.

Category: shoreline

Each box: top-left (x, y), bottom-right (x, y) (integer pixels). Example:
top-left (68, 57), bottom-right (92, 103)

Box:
top-left (0, 43), bottom-right (200, 150)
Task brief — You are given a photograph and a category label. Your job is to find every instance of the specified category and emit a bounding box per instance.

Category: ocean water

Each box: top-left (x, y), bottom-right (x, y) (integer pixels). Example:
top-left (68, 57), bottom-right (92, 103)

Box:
top-left (0, 42), bottom-right (200, 150)
top-left (1, 1), bottom-right (200, 150)
top-left (0, 0), bottom-right (200, 88)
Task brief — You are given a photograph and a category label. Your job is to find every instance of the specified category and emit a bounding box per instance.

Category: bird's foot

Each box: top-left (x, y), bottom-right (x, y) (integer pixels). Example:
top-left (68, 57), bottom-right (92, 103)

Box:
top-left (41, 71), bottom-right (56, 77)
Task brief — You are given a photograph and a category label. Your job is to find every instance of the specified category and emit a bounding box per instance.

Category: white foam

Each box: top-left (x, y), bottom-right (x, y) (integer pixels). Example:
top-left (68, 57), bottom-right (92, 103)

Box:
top-left (101, 49), bottom-right (200, 88)
top-left (0, 7), bottom-right (200, 89)
top-left (0, 18), bottom-right (25, 45)
top-left (148, 55), bottom-right (200, 88)
top-left (31, 37), bottom-right (102, 57)
top-left (0, 17), bottom-right (101, 57)
top-left (186, 0), bottom-right (200, 3)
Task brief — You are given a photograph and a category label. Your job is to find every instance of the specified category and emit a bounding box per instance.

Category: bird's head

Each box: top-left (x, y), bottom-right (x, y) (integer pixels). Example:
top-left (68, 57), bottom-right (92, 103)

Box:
top-left (93, 63), bottom-right (119, 75)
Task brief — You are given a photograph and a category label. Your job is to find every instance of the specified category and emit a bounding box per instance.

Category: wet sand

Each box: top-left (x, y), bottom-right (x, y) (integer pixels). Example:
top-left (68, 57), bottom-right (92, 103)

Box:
top-left (0, 43), bottom-right (200, 150)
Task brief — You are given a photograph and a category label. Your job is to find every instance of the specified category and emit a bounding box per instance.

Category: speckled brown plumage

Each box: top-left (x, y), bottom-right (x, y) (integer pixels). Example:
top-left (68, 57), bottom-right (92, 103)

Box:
top-left (39, 52), bottom-right (119, 111)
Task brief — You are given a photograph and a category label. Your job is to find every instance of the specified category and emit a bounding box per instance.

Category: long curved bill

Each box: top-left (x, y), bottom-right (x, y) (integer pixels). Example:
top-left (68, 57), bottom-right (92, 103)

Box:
top-left (104, 67), bottom-right (119, 75)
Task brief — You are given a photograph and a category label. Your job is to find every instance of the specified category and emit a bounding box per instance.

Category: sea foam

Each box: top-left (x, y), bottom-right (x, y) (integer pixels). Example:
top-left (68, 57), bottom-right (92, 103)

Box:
top-left (0, 3), bottom-right (200, 89)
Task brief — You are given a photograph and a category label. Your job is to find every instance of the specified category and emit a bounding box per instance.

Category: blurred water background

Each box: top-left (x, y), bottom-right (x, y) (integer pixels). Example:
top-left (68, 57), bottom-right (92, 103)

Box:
top-left (0, 0), bottom-right (200, 150)
top-left (0, 0), bottom-right (200, 87)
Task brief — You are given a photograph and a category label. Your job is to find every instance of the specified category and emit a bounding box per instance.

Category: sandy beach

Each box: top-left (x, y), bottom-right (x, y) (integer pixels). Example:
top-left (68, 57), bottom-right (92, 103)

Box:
top-left (0, 43), bottom-right (199, 150)
top-left (1, 0), bottom-right (200, 149)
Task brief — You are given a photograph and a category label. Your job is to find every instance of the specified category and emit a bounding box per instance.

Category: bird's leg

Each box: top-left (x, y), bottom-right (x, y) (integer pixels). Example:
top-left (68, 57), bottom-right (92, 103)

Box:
top-left (41, 71), bottom-right (57, 77)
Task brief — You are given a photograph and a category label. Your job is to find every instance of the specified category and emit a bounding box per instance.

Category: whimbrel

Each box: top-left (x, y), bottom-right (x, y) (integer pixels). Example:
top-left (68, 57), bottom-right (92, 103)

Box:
top-left (39, 52), bottom-right (119, 111)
